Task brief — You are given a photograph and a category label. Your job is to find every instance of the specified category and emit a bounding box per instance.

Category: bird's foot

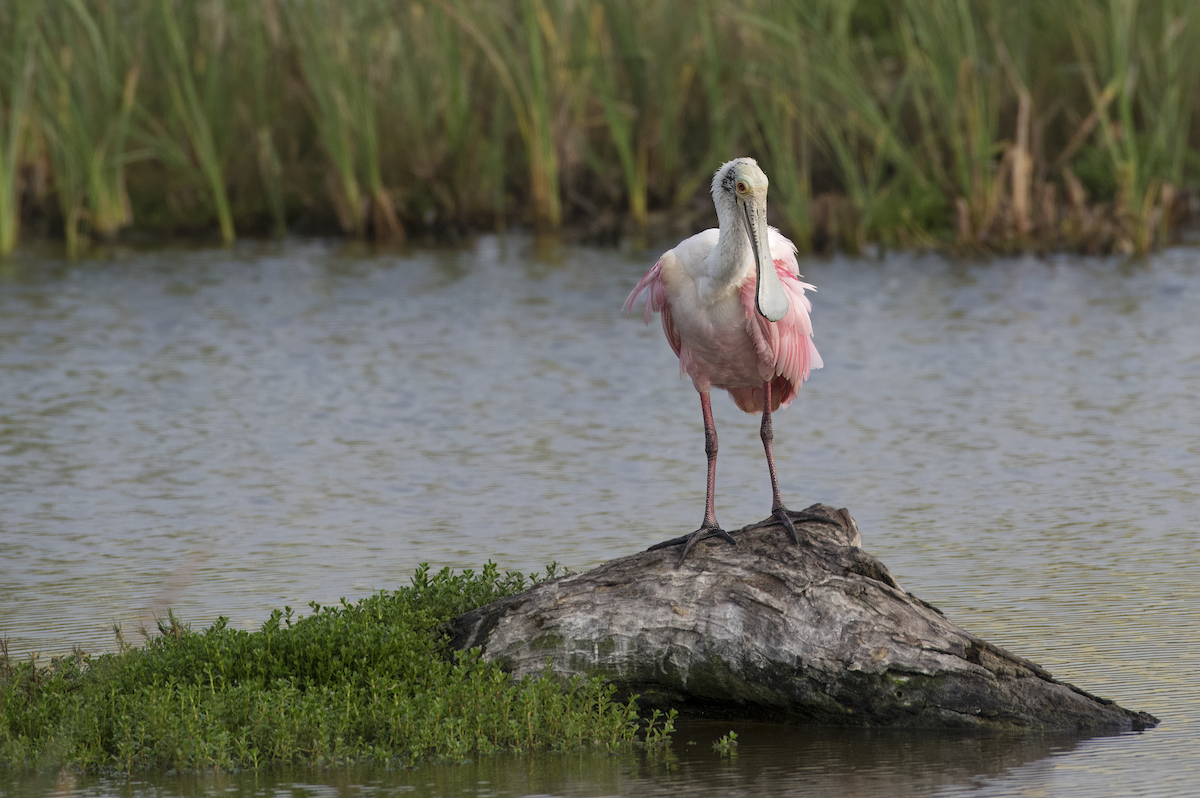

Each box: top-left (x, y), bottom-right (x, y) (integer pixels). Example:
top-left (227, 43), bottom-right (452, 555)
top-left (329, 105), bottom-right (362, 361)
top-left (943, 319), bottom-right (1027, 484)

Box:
top-left (744, 506), bottom-right (843, 544)
top-left (648, 523), bottom-right (737, 567)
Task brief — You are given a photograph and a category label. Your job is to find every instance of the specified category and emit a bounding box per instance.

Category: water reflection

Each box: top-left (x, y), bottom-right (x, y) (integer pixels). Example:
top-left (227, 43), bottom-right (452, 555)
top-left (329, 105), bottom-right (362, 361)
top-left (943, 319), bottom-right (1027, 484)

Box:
top-left (0, 722), bottom-right (1100, 798)
top-left (1, 239), bottom-right (1198, 796)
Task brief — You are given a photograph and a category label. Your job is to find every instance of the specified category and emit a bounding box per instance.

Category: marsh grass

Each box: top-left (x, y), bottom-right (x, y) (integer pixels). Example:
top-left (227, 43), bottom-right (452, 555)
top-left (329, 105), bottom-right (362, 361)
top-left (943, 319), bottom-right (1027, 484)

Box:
top-left (149, 0), bottom-right (237, 245)
top-left (1067, 0), bottom-right (1200, 252)
top-left (290, 0), bottom-right (405, 241)
top-left (0, 2), bottom-right (37, 255)
top-left (388, 3), bottom-right (500, 231)
top-left (441, 0), bottom-right (591, 232)
top-left (0, 563), bottom-right (675, 773)
top-left (35, 0), bottom-right (141, 256)
top-left (4, 0), bottom-right (1200, 254)
top-left (737, 2), bottom-right (813, 248)
top-left (587, 1), bottom-right (651, 232)
top-left (241, 0), bottom-right (287, 237)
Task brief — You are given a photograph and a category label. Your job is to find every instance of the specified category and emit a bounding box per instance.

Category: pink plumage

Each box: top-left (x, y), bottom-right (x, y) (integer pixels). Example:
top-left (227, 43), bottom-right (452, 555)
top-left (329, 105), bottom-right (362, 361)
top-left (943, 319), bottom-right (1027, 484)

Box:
top-left (734, 257), bottom-right (822, 411)
top-left (624, 232), bottom-right (822, 413)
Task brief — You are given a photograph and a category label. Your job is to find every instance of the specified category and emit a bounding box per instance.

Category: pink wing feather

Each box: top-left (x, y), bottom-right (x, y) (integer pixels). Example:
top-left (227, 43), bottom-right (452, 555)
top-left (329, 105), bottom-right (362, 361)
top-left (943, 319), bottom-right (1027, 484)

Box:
top-left (623, 256), bottom-right (682, 359)
top-left (626, 239), bottom-right (821, 415)
top-left (736, 255), bottom-right (822, 412)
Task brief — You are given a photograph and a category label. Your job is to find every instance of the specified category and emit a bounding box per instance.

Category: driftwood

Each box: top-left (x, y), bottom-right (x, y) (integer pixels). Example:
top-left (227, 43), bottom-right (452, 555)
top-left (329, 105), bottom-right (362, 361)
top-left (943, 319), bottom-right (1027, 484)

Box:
top-left (449, 504), bottom-right (1157, 732)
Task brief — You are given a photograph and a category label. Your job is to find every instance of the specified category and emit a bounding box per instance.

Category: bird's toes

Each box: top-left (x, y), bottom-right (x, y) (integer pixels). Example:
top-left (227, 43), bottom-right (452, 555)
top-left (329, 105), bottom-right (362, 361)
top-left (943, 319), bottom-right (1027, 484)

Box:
top-left (787, 508), bottom-right (846, 529)
top-left (647, 533), bottom-right (694, 552)
top-left (774, 507), bottom-right (800, 544)
top-left (671, 524), bottom-right (737, 567)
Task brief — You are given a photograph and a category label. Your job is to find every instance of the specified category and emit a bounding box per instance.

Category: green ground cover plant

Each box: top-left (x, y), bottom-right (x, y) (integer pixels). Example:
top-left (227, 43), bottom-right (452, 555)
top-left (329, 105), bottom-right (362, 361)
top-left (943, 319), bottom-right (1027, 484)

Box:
top-left (2, 0), bottom-right (1200, 255)
top-left (0, 563), bottom-right (675, 774)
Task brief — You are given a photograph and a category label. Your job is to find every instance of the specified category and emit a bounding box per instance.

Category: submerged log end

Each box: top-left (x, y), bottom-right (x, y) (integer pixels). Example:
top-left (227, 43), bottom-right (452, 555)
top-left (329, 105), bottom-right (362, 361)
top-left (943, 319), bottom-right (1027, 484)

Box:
top-left (448, 505), bottom-right (1158, 733)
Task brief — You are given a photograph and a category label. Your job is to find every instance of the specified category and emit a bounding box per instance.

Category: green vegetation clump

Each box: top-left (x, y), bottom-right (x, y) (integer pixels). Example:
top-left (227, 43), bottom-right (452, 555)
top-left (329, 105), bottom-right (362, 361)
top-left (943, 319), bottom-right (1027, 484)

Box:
top-left (712, 730), bottom-right (738, 757)
top-left (0, 563), bottom-right (675, 774)
top-left (2, 0), bottom-right (1199, 255)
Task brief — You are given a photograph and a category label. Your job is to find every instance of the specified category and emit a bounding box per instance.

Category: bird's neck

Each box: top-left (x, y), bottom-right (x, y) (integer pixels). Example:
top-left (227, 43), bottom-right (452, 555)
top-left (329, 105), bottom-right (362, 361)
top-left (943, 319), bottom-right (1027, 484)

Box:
top-left (709, 202), bottom-right (752, 290)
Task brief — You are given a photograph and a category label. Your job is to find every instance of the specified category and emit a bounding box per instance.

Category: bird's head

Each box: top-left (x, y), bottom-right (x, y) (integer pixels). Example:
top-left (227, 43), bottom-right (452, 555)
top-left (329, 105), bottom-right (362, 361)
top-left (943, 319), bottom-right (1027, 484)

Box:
top-left (712, 158), bottom-right (789, 322)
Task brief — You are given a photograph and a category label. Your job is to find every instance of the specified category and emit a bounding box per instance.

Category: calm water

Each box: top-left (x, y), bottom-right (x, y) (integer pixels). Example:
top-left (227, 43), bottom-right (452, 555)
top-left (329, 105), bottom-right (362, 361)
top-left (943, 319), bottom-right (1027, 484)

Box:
top-left (1, 237), bottom-right (1197, 797)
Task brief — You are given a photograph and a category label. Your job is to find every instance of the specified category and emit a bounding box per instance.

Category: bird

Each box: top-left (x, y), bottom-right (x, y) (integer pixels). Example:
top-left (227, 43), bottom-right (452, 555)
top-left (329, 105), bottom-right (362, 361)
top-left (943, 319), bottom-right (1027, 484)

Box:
top-left (624, 157), bottom-right (826, 564)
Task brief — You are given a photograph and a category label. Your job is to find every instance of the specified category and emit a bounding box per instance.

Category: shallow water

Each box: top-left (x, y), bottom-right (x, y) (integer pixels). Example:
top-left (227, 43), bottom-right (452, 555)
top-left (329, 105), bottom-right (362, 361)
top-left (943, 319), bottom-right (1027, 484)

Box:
top-left (1, 238), bottom-right (1198, 797)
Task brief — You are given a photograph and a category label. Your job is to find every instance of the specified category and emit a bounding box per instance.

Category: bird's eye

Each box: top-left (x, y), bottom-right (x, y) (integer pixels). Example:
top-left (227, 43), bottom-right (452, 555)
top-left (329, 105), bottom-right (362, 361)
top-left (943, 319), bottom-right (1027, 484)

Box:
top-left (737, 182), bottom-right (747, 192)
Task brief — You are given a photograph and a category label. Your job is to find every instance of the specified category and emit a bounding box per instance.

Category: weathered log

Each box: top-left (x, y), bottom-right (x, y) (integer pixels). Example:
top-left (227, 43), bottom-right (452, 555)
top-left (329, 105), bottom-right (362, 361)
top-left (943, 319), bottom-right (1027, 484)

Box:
top-left (448, 504), bottom-right (1157, 732)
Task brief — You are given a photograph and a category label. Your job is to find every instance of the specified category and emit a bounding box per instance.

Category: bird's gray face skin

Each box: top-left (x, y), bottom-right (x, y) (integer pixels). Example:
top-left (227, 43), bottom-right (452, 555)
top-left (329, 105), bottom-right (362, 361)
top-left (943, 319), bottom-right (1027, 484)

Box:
top-left (731, 163), bottom-right (789, 322)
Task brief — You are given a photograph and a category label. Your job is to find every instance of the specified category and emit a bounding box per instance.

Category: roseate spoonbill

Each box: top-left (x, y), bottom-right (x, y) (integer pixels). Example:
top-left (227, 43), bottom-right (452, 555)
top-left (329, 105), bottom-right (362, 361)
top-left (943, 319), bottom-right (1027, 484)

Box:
top-left (624, 157), bottom-right (828, 564)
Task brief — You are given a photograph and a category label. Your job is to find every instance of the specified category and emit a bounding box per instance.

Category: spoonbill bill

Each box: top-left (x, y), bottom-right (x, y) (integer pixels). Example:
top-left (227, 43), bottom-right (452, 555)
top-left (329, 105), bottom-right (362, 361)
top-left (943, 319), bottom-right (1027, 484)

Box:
top-left (624, 157), bottom-right (826, 564)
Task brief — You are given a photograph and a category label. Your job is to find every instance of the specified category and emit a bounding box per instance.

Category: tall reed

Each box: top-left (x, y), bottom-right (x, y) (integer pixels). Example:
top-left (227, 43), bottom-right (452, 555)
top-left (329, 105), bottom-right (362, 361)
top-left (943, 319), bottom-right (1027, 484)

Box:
top-left (290, 0), bottom-right (402, 240)
top-left (587, 2), bottom-right (649, 231)
top-left (692, 0), bottom-right (741, 191)
top-left (147, 0), bottom-right (237, 245)
top-left (0, 2), bottom-right (37, 256)
top-left (35, 0), bottom-right (141, 255)
top-left (1069, 0), bottom-right (1200, 251)
top-left (734, 1), bottom-right (813, 247)
top-left (441, 0), bottom-right (579, 231)
top-left (387, 3), bottom-right (500, 230)
top-left (774, 0), bottom-right (913, 251)
top-left (899, 0), bottom-right (1003, 245)
top-left (239, 0), bottom-right (287, 237)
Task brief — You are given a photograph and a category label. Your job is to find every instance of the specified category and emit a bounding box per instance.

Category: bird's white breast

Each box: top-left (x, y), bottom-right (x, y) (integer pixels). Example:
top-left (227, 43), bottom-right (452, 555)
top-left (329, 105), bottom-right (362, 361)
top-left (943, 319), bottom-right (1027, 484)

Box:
top-left (660, 230), bottom-right (764, 390)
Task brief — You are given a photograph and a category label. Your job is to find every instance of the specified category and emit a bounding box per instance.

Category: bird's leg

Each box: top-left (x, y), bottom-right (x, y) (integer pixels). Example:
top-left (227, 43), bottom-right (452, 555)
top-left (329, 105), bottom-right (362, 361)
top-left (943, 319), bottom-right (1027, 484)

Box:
top-left (698, 390), bottom-right (722, 528)
top-left (758, 380), bottom-right (799, 543)
top-left (750, 380), bottom-right (836, 544)
top-left (648, 390), bottom-right (737, 565)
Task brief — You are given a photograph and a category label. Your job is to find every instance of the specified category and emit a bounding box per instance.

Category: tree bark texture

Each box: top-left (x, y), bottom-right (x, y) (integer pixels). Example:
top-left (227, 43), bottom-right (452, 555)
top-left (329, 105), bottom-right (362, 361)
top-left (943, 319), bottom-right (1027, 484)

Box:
top-left (448, 505), bottom-right (1157, 732)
